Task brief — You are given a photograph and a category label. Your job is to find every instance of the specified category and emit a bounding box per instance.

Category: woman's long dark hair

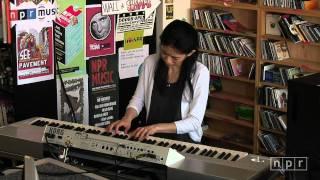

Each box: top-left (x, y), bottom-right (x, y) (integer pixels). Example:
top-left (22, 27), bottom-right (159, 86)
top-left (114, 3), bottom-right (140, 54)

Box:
top-left (155, 20), bottom-right (198, 99)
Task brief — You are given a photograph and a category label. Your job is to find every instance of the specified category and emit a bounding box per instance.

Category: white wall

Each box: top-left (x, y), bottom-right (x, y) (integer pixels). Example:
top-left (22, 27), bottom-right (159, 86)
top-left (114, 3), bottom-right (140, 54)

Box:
top-left (156, 0), bottom-right (191, 52)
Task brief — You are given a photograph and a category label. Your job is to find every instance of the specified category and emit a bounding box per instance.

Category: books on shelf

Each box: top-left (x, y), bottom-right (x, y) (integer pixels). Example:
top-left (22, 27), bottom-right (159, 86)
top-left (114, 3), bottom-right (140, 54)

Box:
top-left (192, 8), bottom-right (249, 33)
top-left (198, 31), bottom-right (256, 58)
top-left (263, 0), bottom-right (305, 9)
top-left (258, 86), bottom-right (288, 109)
top-left (278, 14), bottom-right (320, 44)
top-left (248, 63), bottom-right (255, 80)
top-left (260, 109), bottom-right (287, 132)
top-left (262, 64), bottom-right (276, 81)
top-left (258, 132), bottom-right (285, 154)
top-left (229, 58), bottom-right (243, 76)
top-left (261, 40), bottom-right (290, 61)
top-left (261, 64), bottom-right (308, 86)
top-left (198, 53), bottom-right (248, 77)
top-left (266, 14), bottom-right (281, 36)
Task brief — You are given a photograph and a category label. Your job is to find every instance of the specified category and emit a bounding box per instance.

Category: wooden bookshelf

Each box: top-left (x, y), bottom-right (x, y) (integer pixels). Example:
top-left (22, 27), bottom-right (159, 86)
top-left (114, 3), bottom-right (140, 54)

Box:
top-left (191, 0), bottom-right (320, 156)
top-left (260, 127), bottom-right (286, 136)
top-left (210, 91), bottom-right (254, 106)
top-left (195, 27), bottom-right (257, 38)
top-left (192, 0), bottom-right (258, 10)
top-left (261, 59), bottom-right (320, 72)
top-left (262, 6), bottom-right (320, 17)
top-left (259, 105), bottom-right (287, 113)
top-left (259, 148), bottom-right (285, 157)
top-left (260, 81), bottom-right (287, 89)
top-left (258, 4), bottom-right (320, 156)
top-left (192, 0), bottom-right (258, 153)
top-left (206, 110), bottom-right (254, 128)
top-left (212, 74), bottom-right (255, 84)
top-left (203, 130), bottom-right (253, 150)
top-left (198, 49), bottom-right (256, 61)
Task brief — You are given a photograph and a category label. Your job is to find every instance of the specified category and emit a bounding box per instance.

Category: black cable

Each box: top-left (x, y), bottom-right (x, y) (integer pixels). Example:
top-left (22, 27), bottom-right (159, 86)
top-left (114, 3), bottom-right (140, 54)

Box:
top-left (55, 59), bottom-right (77, 123)
top-left (44, 133), bottom-right (59, 160)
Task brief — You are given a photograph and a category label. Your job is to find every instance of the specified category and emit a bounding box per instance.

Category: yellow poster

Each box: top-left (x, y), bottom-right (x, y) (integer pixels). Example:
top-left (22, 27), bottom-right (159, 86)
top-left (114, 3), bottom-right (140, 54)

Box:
top-left (124, 30), bottom-right (144, 50)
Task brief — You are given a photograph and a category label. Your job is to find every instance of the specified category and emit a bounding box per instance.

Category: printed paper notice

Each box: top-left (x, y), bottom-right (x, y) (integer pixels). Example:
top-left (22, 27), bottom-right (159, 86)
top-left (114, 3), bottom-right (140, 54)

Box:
top-left (116, 11), bottom-right (155, 41)
top-left (119, 45), bottom-right (149, 79)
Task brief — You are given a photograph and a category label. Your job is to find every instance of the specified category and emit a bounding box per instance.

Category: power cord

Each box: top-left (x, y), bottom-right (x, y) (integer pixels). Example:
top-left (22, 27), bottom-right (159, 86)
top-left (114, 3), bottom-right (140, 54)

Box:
top-left (44, 133), bottom-right (60, 160)
top-left (55, 59), bottom-right (77, 123)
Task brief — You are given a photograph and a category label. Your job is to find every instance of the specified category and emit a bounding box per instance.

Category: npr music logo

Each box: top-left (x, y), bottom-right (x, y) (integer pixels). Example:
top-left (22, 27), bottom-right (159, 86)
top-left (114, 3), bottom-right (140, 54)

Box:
top-left (10, 6), bottom-right (57, 21)
top-left (270, 157), bottom-right (308, 171)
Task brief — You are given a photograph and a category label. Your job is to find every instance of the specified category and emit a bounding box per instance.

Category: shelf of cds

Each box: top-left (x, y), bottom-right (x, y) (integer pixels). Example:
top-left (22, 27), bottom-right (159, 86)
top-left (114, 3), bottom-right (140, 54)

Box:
top-left (191, 0), bottom-right (320, 155)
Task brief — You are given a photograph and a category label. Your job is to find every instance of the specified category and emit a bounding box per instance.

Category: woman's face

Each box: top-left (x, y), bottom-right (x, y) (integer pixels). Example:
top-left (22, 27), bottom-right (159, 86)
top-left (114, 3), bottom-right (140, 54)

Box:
top-left (160, 45), bottom-right (188, 68)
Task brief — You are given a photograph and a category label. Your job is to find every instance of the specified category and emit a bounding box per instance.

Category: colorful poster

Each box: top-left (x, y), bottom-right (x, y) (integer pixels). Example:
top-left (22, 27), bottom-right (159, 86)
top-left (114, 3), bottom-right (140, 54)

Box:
top-left (101, 0), bottom-right (160, 18)
top-left (119, 44), bottom-right (149, 79)
top-left (10, 0), bottom-right (56, 85)
top-left (124, 30), bottom-right (144, 50)
top-left (16, 20), bottom-right (54, 85)
top-left (88, 55), bottom-right (119, 127)
top-left (54, 0), bottom-right (86, 78)
top-left (116, 11), bottom-right (155, 41)
top-left (57, 74), bottom-right (89, 124)
top-left (86, 5), bottom-right (115, 58)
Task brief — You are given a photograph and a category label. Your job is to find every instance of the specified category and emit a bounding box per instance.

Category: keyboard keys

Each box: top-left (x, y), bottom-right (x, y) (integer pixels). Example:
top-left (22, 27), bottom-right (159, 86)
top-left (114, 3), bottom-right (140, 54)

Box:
top-left (32, 120), bottom-right (50, 127)
top-left (200, 149), bottom-right (208, 156)
top-left (175, 144), bottom-right (181, 150)
top-left (204, 150), bottom-right (213, 156)
top-left (209, 150), bottom-right (218, 157)
top-left (217, 152), bottom-right (226, 159)
top-left (101, 132), bottom-right (112, 136)
top-left (191, 147), bottom-right (200, 154)
top-left (186, 146), bottom-right (194, 153)
top-left (32, 120), bottom-right (245, 162)
top-left (177, 145), bottom-right (186, 152)
top-left (231, 154), bottom-right (240, 161)
top-left (48, 122), bottom-right (60, 127)
top-left (223, 153), bottom-right (231, 160)
top-left (171, 144), bottom-right (177, 149)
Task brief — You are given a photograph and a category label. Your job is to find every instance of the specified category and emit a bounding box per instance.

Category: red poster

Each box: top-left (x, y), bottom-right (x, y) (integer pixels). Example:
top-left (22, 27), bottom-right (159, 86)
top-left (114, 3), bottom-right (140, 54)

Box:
top-left (86, 5), bottom-right (115, 58)
top-left (16, 21), bottom-right (54, 85)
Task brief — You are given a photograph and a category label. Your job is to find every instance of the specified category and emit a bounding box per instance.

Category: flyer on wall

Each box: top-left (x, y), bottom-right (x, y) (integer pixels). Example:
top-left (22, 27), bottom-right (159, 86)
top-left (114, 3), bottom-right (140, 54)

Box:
top-left (15, 20), bottom-right (54, 85)
top-left (88, 55), bottom-right (119, 127)
top-left (54, 0), bottom-right (86, 78)
top-left (119, 44), bottom-right (149, 79)
top-left (116, 11), bottom-right (156, 41)
top-left (57, 74), bottom-right (89, 125)
top-left (86, 4), bottom-right (115, 58)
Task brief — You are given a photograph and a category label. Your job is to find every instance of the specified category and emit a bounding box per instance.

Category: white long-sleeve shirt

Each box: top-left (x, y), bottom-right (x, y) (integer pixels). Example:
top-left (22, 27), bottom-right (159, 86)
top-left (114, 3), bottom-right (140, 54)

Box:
top-left (127, 54), bottom-right (210, 142)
